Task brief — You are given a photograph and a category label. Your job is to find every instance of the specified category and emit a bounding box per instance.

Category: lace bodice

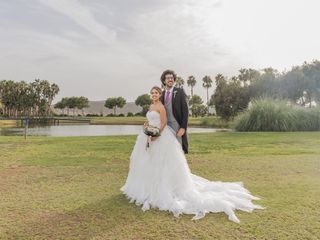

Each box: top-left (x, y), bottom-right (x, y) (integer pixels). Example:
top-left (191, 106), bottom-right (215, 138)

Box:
top-left (146, 111), bottom-right (161, 128)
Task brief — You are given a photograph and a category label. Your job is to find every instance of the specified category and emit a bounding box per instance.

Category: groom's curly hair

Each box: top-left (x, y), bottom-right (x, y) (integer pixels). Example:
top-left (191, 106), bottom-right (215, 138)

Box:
top-left (160, 69), bottom-right (177, 85)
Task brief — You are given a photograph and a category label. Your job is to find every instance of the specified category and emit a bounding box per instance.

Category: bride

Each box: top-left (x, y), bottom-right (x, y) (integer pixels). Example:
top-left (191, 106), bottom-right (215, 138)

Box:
top-left (121, 86), bottom-right (263, 223)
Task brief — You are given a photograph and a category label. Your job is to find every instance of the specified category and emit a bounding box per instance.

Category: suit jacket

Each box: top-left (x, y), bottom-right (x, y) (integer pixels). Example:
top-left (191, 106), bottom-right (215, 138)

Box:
top-left (161, 87), bottom-right (189, 154)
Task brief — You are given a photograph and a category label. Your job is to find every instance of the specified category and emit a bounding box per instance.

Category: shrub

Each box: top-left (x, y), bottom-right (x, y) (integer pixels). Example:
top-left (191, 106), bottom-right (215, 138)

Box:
top-left (234, 98), bottom-right (320, 131)
top-left (191, 104), bottom-right (207, 117)
top-left (127, 112), bottom-right (134, 117)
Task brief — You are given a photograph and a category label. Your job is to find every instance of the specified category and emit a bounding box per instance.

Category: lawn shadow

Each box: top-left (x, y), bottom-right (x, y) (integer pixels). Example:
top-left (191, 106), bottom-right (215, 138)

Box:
top-left (11, 193), bottom-right (164, 240)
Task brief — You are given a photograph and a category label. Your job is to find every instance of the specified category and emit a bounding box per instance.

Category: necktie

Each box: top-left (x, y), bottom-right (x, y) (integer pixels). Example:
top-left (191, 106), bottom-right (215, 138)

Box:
top-left (165, 90), bottom-right (170, 104)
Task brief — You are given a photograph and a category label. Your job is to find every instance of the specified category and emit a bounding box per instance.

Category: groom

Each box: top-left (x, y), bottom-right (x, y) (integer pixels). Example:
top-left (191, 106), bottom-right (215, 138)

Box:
top-left (160, 69), bottom-right (189, 154)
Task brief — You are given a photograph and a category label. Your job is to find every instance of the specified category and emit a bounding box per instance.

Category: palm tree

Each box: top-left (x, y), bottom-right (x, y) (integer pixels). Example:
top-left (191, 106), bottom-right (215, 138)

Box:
top-left (202, 75), bottom-right (213, 114)
top-left (176, 76), bottom-right (185, 88)
top-left (187, 75), bottom-right (196, 98)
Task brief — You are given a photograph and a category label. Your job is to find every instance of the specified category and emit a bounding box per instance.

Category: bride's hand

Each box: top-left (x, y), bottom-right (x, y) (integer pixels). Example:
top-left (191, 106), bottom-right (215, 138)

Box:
top-left (144, 121), bottom-right (149, 128)
top-left (151, 136), bottom-right (158, 141)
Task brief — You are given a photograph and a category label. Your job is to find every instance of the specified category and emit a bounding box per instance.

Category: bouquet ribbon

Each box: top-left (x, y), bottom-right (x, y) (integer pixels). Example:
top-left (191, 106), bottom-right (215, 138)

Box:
top-left (146, 136), bottom-right (152, 150)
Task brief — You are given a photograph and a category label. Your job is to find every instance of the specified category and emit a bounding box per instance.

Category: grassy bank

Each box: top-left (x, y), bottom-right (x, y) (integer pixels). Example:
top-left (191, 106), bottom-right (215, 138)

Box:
top-left (0, 120), bottom-right (17, 127)
top-left (90, 116), bottom-right (146, 125)
top-left (0, 116), bottom-right (229, 128)
top-left (1, 132), bottom-right (319, 239)
top-left (89, 116), bottom-right (231, 128)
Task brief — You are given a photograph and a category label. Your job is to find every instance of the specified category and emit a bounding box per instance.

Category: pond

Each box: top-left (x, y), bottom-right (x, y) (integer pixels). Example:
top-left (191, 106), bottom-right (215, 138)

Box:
top-left (0, 125), bottom-right (225, 137)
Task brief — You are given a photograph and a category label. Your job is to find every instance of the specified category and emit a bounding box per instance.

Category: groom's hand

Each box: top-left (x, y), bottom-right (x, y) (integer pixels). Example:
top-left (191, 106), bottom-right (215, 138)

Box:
top-left (176, 128), bottom-right (185, 137)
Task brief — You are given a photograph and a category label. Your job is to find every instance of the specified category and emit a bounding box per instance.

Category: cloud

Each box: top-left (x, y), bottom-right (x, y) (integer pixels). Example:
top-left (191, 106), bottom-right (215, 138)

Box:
top-left (37, 0), bottom-right (116, 44)
top-left (1, 0), bottom-right (320, 102)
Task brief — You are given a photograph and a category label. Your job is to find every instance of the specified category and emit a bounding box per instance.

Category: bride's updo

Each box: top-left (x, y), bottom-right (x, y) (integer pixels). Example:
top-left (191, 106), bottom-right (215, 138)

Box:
top-left (150, 86), bottom-right (162, 95)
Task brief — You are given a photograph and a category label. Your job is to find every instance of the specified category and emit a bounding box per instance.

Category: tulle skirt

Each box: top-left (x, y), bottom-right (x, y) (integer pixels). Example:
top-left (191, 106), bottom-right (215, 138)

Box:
top-left (120, 126), bottom-right (263, 223)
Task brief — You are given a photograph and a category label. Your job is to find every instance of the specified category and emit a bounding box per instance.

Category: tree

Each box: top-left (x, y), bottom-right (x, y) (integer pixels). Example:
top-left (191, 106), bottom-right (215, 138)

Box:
top-left (66, 97), bottom-right (78, 116)
top-left (189, 94), bottom-right (207, 117)
top-left (187, 75), bottom-right (196, 98)
top-left (211, 75), bottom-right (250, 120)
top-left (77, 96), bottom-right (89, 116)
top-left (54, 101), bottom-right (66, 115)
top-left (188, 94), bottom-right (203, 117)
top-left (176, 76), bottom-right (185, 88)
top-left (249, 68), bottom-right (281, 99)
top-left (104, 97), bottom-right (126, 115)
top-left (189, 95), bottom-right (203, 106)
top-left (60, 97), bottom-right (70, 115)
top-left (280, 67), bottom-right (306, 104)
top-left (135, 94), bottom-right (152, 116)
top-left (191, 104), bottom-right (207, 117)
top-left (0, 79), bottom-right (59, 117)
top-left (238, 68), bottom-right (261, 86)
top-left (300, 60), bottom-right (320, 106)
top-left (202, 75), bottom-right (213, 114)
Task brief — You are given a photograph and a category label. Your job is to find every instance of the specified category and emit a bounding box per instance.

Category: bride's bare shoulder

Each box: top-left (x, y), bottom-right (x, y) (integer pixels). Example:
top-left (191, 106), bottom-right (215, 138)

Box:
top-left (153, 103), bottom-right (165, 114)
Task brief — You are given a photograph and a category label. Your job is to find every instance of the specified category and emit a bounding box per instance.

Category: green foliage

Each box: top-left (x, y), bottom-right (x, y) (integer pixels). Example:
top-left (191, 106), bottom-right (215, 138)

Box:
top-left (190, 104), bottom-right (207, 117)
top-left (202, 75), bottom-right (213, 89)
top-left (249, 68), bottom-right (281, 99)
top-left (186, 75), bottom-right (196, 98)
top-left (234, 98), bottom-right (320, 131)
top-left (175, 76), bottom-right (185, 88)
top-left (211, 61), bottom-right (320, 121)
top-left (188, 95), bottom-right (206, 117)
top-left (238, 68), bottom-right (261, 85)
top-left (248, 61), bottom-right (320, 106)
top-left (104, 97), bottom-right (126, 115)
top-left (0, 79), bottom-right (59, 117)
top-left (189, 94), bottom-right (203, 106)
top-left (135, 94), bottom-right (152, 116)
top-left (202, 75), bottom-right (213, 109)
top-left (55, 96), bottom-right (89, 116)
top-left (211, 74), bottom-right (250, 120)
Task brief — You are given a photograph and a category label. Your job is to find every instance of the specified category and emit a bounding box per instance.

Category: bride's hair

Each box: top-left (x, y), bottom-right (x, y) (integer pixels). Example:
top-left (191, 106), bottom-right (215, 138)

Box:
top-left (150, 86), bottom-right (162, 95)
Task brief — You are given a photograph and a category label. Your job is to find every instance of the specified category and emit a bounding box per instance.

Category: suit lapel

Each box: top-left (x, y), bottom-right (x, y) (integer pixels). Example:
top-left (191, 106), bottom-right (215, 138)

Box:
top-left (161, 90), bottom-right (165, 104)
top-left (171, 87), bottom-right (177, 106)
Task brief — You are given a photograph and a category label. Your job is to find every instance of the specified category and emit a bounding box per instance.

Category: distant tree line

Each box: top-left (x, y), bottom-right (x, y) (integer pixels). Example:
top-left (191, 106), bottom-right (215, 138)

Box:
top-left (54, 96), bottom-right (89, 116)
top-left (3, 61), bottom-right (318, 120)
top-left (133, 60), bottom-right (320, 119)
top-left (0, 79), bottom-right (59, 117)
top-left (210, 60), bottom-right (320, 120)
top-left (143, 60), bottom-right (319, 120)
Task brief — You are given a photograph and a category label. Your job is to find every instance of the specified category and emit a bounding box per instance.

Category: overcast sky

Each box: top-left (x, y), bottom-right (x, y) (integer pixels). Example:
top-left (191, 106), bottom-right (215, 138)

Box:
top-left (1, 0), bottom-right (320, 102)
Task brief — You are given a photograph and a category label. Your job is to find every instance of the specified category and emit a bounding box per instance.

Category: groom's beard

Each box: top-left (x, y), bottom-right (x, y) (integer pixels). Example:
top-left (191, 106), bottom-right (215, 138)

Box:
top-left (165, 84), bottom-right (174, 90)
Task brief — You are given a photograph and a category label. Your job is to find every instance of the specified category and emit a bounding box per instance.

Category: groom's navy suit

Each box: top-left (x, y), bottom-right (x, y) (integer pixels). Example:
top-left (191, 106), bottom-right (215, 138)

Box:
top-left (161, 87), bottom-right (189, 154)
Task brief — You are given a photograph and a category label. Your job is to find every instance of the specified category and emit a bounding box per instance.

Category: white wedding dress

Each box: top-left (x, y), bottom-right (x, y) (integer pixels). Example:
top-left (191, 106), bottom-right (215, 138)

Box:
top-left (121, 111), bottom-right (263, 223)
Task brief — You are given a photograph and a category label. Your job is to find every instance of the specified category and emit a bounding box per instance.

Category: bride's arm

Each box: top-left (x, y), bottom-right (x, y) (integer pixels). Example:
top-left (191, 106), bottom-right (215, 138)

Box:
top-left (159, 106), bottom-right (167, 133)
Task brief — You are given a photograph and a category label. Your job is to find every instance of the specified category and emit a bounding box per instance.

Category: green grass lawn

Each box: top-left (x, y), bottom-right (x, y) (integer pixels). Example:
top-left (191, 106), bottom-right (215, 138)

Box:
top-left (1, 132), bottom-right (319, 239)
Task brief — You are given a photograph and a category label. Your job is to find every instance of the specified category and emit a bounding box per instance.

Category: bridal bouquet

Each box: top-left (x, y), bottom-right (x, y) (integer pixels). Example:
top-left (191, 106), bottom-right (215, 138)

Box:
top-left (143, 125), bottom-right (160, 137)
top-left (143, 125), bottom-right (160, 149)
